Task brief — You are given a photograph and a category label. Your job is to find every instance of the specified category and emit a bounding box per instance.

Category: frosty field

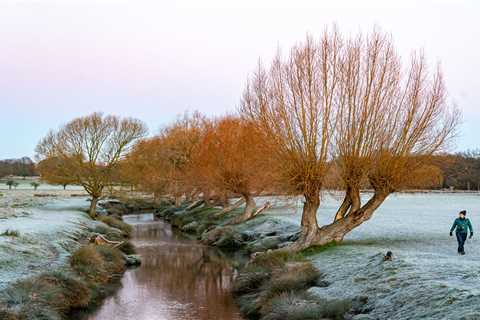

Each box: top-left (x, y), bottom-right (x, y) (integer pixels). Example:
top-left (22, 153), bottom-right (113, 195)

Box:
top-left (0, 192), bottom-right (97, 290)
top-left (271, 193), bottom-right (480, 320)
top-left (2, 191), bottom-right (480, 319)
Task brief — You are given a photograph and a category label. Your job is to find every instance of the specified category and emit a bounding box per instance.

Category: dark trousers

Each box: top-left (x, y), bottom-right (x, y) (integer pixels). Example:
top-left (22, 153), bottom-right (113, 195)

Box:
top-left (456, 232), bottom-right (468, 253)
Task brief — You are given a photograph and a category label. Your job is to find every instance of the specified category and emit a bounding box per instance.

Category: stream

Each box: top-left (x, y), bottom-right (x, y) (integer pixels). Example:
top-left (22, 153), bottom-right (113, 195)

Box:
top-left (82, 213), bottom-right (244, 320)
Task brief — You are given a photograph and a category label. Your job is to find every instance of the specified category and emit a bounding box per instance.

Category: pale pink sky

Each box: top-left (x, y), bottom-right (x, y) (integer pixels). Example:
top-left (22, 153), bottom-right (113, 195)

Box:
top-left (0, 0), bottom-right (478, 158)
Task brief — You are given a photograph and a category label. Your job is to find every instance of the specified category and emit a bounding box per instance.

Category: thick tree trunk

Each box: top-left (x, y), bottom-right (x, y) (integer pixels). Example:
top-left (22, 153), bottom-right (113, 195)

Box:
top-left (291, 193), bottom-right (321, 250)
top-left (298, 191), bottom-right (388, 249)
top-left (230, 194), bottom-right (257, 224)
top-left (89, 196), bottom-right (99, 219)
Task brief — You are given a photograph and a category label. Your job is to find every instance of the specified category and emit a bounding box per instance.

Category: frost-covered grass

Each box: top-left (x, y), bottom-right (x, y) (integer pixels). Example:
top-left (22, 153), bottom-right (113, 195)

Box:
top-left (0, 189), bottom-right (87, 220)
top-left (264, 192), bottom-right (480, 320)
top-left (0, 195), bottom-right (96, 290)
top-left (232, 250), bottom-right (348, 320)
top-left (0, 191), bottom-right (133, 319)
top-left (1, 271), bottom-right (91, 319)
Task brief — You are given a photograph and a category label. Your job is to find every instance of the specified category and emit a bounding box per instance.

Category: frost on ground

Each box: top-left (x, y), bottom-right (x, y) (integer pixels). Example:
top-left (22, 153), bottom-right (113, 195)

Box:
top-left (266, 192), bottom-right (480, 320)
top-left (0, 190), bottom-right (99, 290)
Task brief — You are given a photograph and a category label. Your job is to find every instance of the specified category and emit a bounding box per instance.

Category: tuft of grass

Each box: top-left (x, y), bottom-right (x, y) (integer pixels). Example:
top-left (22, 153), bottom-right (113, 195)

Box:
top-left (94, 245), bottom-right (126, 275)
top-left (265, 262), bottom-right (321, 296)
top-left (233, 249), bottom-right (344, 320)
top-left (70, 245), bottom-right (109, 283)
top-left (233, 264), bottom-right (271, 295)
top-left (117, 241), bottom-right (136, 255)
top-left (237, 292), bottom-right (262, 318)
top-left (70, 244), bottom-right (126, 285)
top-left (97, 216), bottom-right (132, 236)
top-left (214, 229), bottom-right (243, 249)
top-left (0, 307), bottom-right (20, 320)
top-left (1, 229), bottom-right (20, 237)
top-left (47, 271), bottom-right (91, 309)
top-left (91, 225), bottom-right (125, 242)
top-left (2, 271), bottom-right (91, 319)
top-left (261, 291), bottom-right (351, 320)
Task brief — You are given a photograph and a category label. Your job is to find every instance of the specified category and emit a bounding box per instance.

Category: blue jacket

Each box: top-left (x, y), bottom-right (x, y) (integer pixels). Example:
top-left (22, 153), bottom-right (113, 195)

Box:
top-left (450, 218), bottom-right (473, 234)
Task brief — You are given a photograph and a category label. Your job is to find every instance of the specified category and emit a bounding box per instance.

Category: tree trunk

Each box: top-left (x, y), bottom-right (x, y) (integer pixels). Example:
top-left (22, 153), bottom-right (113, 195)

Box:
top-left (334, 192), bottom-right (351, 221)
top-left (294, 191), bottom-right (388, 250)
top-left (350, 186), bottom-right (361, 213)
top-left (89, 196), bottom-right (99, 219)
top-left (334, 186), bottom-right (361, 221)
top-left (290, 193), bottom-right (321, 250)
top-left (174, 195), bottom-right (182, 208)
top-left (230, 194), bottom-right (257, 224)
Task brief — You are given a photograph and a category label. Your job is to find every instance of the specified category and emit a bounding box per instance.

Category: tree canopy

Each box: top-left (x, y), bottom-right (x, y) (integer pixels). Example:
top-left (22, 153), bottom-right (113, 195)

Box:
top-left (36, 113), bottom-right (147, 217)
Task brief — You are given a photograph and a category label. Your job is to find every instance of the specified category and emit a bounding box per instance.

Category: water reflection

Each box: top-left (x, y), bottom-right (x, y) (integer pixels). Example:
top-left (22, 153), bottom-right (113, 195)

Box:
top-left (83, 214), bottom-right (243, 320)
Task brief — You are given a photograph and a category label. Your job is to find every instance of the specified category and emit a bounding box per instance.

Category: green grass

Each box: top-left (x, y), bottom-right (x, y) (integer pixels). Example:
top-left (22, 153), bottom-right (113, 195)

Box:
top-left (299, 241), bottom-right (338, 257)
top-left (1, 229), bottom-right (20, 237)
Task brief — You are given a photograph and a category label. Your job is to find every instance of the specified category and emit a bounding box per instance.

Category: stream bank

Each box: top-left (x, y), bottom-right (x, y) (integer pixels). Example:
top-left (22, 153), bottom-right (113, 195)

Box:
top-left (79, 213), bottom-right (243, 320)
top-left (100, 198), bottom-right (371, 320)
top-left (0, 196), bottom-right (137, 320)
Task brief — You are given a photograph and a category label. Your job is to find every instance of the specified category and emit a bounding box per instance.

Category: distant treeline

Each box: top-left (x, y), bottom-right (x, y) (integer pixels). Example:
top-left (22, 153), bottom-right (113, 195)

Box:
top-left (0, 157), bottom-right (36, 178)
top-left (2, 152), bottom-right (480, 190)
top-left (434, 150), bottom-right (480, 191)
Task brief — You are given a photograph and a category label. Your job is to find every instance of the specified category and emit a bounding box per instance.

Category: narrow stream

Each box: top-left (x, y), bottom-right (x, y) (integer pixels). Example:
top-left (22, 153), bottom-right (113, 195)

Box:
top-left (82, 213), bottom-right (244, 320)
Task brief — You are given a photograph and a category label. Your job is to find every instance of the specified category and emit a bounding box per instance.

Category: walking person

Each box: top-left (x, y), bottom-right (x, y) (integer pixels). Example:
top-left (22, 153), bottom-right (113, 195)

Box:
top-left (450, 210), bottom-right (473, 255)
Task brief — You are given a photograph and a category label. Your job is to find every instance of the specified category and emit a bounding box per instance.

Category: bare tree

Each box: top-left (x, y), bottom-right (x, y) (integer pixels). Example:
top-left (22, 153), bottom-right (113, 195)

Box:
top-left (36, 113), bottom-right (147, 218)
top-left (242, 27), bottom-right (459, 249)
top-left (241, 31), bottom-right (341, 246)
top-left (332, 30), bottom-right (401, 221)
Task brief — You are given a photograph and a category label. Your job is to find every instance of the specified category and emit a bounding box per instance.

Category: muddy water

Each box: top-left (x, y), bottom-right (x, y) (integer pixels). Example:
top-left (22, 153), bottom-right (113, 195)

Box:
top-left (83, 213), bottom-right (243, 320)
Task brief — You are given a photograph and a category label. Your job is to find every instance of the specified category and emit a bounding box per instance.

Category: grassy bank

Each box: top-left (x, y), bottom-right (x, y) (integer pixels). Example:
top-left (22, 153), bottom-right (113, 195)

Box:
top-left (143, 200), bottom-right (367, 320)
top-left (233, 250), bottom-right (352, 320)
top-left (0, 199), bottom-right (136, 320)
